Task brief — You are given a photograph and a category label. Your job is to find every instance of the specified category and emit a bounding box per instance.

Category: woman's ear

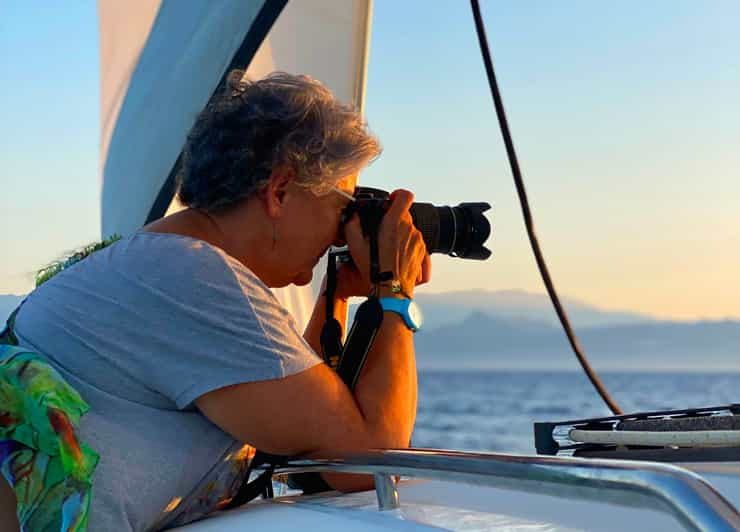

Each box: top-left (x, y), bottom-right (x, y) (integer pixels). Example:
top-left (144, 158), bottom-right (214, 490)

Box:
top-left (263, 167), bottom-right (294, 218)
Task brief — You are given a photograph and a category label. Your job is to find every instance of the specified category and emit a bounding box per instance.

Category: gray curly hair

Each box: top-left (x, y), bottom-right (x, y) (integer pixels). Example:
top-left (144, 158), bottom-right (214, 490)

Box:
top-left (177, 70), bottom-right (381, 211)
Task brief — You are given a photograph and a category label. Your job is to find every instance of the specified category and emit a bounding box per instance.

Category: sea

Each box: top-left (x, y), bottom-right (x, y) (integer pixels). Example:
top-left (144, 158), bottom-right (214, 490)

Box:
top-left (411, 370), bottom-right (740, 454)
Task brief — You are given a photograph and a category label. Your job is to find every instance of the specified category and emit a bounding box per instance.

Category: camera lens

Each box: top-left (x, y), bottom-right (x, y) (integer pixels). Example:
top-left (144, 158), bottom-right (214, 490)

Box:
top-left (346, 187), bottom-right (492, 261)
top-left (410, 203), bottom-right (491, 260)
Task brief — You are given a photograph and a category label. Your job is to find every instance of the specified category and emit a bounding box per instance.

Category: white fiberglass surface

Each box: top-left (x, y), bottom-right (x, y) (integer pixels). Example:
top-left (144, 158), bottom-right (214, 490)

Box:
top-left (684, 462), bottom-right (740, 509)
top-left (171, 476), bottom-right (696, 531)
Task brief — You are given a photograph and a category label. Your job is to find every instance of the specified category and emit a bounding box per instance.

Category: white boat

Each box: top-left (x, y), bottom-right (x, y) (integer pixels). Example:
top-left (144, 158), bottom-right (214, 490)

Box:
top-left (98, 1), bottom-right (740, 530)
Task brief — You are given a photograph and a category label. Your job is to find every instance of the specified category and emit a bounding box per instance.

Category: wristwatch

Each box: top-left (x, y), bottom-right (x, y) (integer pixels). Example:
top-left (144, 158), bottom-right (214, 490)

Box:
top-left (378, 297), bottom-right (423, 332)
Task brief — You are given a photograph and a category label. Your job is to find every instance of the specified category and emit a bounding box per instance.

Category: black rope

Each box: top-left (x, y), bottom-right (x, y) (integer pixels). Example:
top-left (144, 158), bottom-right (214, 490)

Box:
top-left (469, 0), bottom-right (622, 415)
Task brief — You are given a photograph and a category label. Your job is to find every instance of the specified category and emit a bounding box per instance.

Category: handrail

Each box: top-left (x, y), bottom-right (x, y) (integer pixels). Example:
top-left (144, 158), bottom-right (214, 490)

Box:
top-left (263, 448), bottom-right (739, 532)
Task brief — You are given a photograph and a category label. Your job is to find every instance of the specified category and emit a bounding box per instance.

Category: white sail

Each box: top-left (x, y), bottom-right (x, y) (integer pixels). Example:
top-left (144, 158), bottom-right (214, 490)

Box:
top-left (245, 0), bottom-right (371, 115)
top-left (99, 0), bottom-right (372, 329)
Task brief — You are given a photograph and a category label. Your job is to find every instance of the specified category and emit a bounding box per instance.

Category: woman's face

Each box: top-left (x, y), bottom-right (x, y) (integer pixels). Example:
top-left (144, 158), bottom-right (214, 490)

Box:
top-left (279, 174), bottom-right (357, 287)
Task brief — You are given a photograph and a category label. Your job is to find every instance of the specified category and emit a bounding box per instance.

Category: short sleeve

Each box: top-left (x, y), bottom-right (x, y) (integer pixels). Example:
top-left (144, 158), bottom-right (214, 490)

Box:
top-left (137, 239), bottom-right (323, 409)
top-left (169, 253), bottom-right (323, 409)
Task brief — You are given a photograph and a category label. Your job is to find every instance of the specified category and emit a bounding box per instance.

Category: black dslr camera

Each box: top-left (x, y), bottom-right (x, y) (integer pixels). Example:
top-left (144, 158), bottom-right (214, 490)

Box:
top-left (340, 187), bottom-right (492, 260)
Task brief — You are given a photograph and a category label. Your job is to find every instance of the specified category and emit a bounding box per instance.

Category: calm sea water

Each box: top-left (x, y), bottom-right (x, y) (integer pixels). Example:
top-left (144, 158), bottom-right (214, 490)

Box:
top-left (412, 370), bottom-right (740, 454)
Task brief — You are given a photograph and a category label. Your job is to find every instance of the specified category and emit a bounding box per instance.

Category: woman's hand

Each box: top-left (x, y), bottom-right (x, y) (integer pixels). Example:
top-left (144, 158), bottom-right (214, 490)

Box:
top-left (317, 258), bottom-right (372, 301)
top-left (334, 259), bottom-right (372, 300)
top-left (343, 190), bottom-right (431, 299)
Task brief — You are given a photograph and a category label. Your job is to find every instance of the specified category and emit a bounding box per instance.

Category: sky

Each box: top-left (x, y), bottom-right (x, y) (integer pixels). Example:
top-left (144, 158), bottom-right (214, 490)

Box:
top-left (1, 1), bottom-right (739, 321)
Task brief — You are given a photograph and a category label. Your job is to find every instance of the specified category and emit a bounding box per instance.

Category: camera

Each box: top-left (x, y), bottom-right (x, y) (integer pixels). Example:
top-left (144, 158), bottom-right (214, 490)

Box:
top-left (340, 187), bottom-right (492, 260)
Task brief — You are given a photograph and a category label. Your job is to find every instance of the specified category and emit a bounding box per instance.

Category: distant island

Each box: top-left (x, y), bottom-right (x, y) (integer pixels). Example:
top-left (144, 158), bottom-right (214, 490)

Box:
top-left (412, 290), bottom-right (740, 371)
top-left (414, 309), bottom-right (740, 372)
top-left (3, 290), bottom-right (738, 372)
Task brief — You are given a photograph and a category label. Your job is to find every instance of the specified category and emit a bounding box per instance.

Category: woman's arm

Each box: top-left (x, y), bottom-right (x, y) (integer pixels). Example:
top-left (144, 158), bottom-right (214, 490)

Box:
top-left (195, 191), bottom-right (426, 491)
top-left (195, 308), bottom-right (416, 491)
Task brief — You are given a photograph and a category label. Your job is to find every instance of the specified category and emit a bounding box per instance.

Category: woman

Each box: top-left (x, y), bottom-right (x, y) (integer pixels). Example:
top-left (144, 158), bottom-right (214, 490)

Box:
top-left (3, 71), bottom-right (430, 531)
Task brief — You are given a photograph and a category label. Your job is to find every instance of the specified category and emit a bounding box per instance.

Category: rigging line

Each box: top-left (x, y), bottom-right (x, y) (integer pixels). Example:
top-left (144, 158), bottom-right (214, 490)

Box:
top-left (469, 0), bottom-right (622, 415)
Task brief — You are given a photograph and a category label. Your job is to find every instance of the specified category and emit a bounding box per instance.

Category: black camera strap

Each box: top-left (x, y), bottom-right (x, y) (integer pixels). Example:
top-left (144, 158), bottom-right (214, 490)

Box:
top-left (358, 203), bottom-right (394, 288)
top-left (223, 451), bottom-right (286, 509)
top-left (320, 250), bottom-right (344, 370)
top-left (326, 207), bottom-right (391, 384)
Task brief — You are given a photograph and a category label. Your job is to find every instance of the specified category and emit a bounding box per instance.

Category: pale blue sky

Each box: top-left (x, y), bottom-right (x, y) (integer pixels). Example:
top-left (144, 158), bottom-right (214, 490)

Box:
top-left (2, 1), bottom-right (739, 320)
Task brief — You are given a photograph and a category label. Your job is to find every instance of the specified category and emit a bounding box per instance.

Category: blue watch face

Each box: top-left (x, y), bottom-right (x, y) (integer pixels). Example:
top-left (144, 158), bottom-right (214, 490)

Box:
top-left (379, 298), bottom-right (423, 331)
top-left (407, 301), bottom-right (423, 331)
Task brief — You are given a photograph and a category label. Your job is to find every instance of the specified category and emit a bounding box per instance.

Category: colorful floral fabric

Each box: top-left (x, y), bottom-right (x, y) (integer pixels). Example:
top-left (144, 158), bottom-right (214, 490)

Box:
top-left (0, 344), bottom-right (99, 531)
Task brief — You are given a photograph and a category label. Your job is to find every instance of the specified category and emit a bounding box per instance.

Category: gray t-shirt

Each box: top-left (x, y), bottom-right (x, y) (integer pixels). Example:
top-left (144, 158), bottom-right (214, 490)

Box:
top-left (14, 231), bottom-right (322, 531)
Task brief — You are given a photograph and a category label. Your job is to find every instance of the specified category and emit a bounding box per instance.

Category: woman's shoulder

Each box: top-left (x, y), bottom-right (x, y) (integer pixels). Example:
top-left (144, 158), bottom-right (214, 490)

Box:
top-left (24, 231), bottom-right (266, 312)
top-left (123, 231), bottom-right (276, 303)
top-left (126, 230), bottom-right (225, 261)
top-left (115, 231), bottom-right (243, 279)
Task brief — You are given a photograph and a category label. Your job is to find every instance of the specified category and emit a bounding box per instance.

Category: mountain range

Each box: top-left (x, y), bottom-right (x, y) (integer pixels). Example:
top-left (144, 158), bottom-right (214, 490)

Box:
top-left (414, 309), bottom-right (740, 371)
top-left (414, 289), bottom-right (655, 330)
top-left (2, 291), bottom-right (738, 371)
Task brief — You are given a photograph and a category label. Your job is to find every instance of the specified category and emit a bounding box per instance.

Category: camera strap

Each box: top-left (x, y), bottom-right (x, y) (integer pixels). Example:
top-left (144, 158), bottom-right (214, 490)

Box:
top-left (359, 203), bottom-right (394, 287)
top-left (320, 250), bottom-right (344, 370)
top-left (223, 450), bottom-right (286, 509)
top-left (321, 206), bottom-right (392, 370)
top-left (321, 265), bottom-right (387, 386)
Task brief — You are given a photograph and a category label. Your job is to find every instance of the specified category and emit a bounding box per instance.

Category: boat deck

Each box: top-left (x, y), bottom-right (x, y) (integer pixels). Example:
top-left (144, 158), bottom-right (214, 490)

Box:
top-left (173, 451), bottom-right (740, 531)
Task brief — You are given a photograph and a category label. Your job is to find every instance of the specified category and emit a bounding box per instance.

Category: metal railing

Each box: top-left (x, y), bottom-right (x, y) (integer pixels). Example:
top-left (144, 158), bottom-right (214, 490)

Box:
top-left (264, 448), bottom-right (739, 532)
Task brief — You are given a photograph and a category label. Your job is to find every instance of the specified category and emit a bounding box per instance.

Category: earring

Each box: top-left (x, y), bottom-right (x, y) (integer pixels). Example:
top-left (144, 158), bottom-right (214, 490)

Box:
top-left (272, 223), bottom-right (278, 249)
